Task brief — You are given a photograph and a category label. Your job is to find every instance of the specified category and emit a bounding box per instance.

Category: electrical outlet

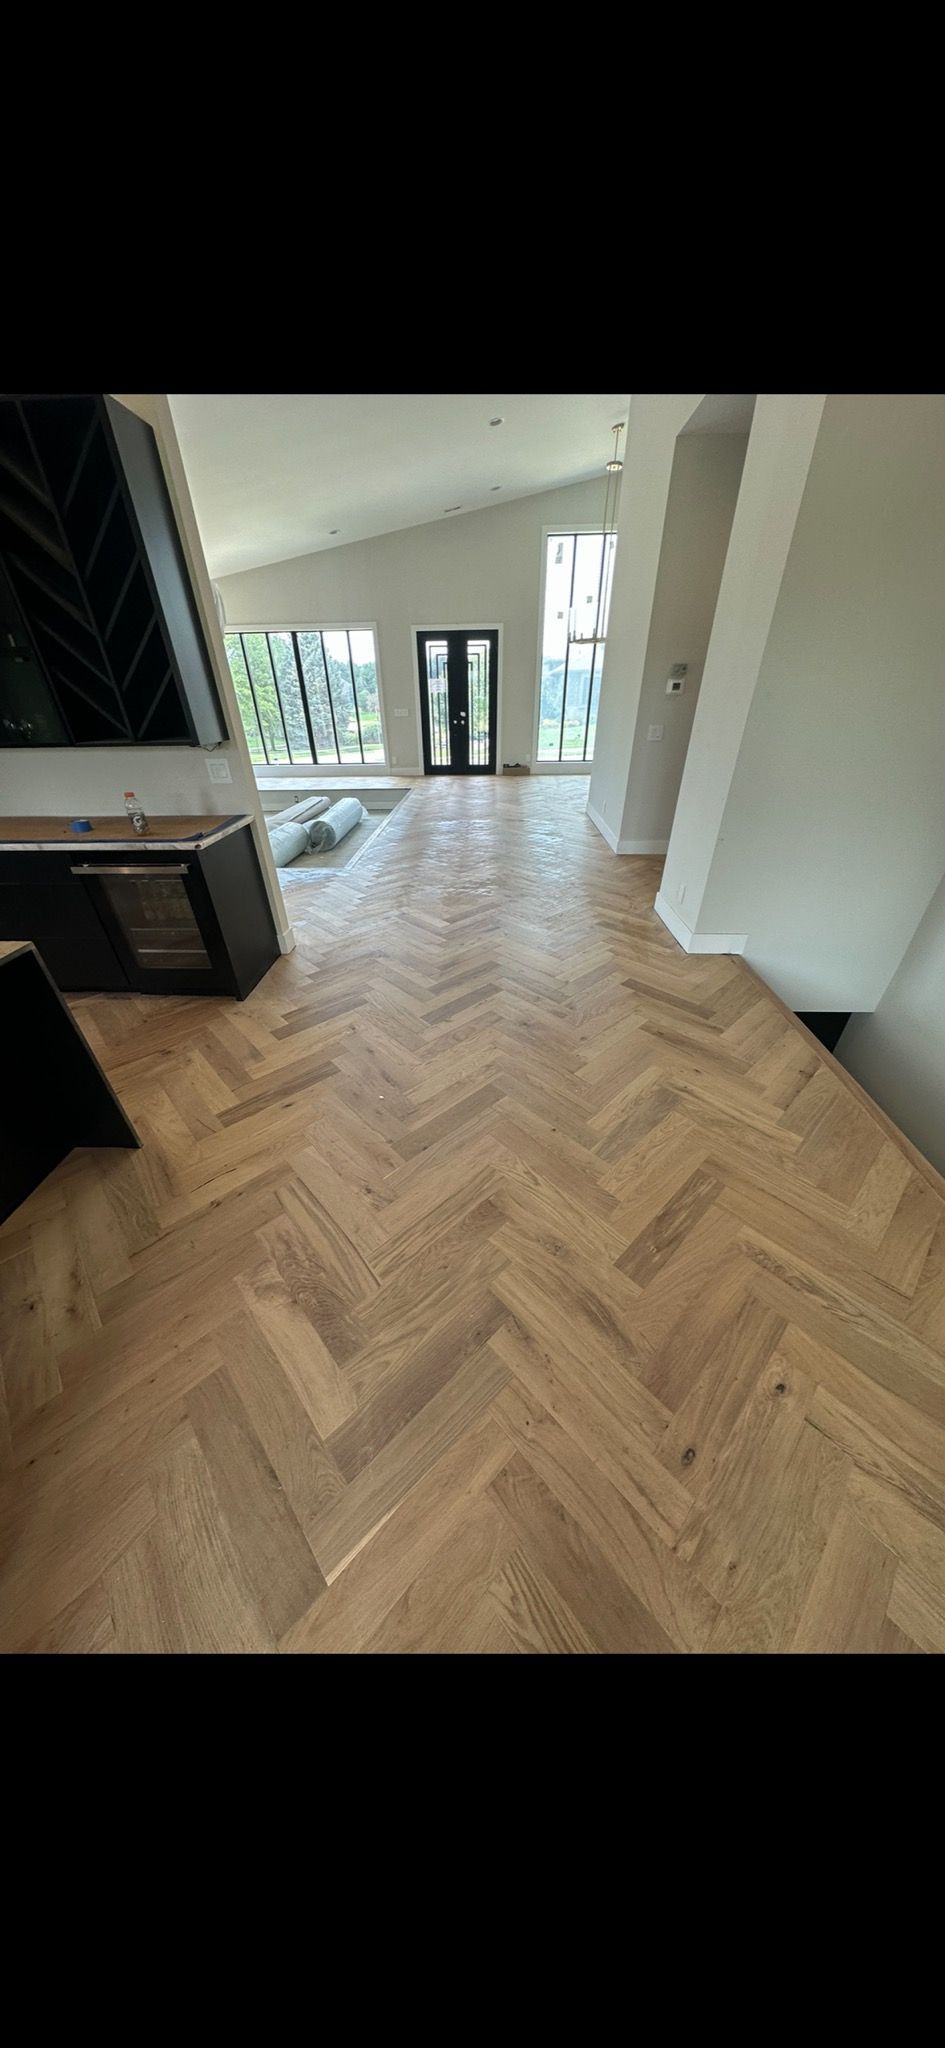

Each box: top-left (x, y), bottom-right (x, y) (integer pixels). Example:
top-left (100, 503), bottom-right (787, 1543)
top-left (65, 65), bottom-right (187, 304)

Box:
top-left (393, 707), bottom-right (409, 719)
top-left (391, 754), bottom-right (399, 764)
top-left (647, 724), bottom-right (664, 742)
top-left (207, 756), bottom-right (232, 783)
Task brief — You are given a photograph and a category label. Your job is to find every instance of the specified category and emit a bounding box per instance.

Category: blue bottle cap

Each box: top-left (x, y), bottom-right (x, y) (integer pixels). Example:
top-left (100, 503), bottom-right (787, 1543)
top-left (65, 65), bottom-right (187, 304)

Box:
top-left (70, 819), bottom-right (93, 832)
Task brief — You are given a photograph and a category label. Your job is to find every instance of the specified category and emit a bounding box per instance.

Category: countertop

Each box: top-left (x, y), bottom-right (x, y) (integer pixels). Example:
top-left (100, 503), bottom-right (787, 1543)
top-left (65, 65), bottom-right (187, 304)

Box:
top-left (0, 814), bottom-right (251, 852)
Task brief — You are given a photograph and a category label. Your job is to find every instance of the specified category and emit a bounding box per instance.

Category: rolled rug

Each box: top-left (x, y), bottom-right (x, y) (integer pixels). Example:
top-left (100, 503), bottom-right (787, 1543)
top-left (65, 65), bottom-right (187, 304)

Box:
top-left (306, 797), bottom-right (366, 851)
top-left (267, 819), bottom-right (309, 865)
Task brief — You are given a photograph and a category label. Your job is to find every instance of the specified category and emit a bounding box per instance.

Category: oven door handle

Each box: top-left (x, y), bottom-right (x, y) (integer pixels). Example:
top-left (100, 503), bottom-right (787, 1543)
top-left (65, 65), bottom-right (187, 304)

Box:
top-left (71, 863), bottom-right (191, 876)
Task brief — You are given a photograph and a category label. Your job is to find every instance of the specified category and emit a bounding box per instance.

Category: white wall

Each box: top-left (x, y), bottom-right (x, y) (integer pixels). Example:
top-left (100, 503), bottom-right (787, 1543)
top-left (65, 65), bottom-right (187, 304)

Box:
top-left (0, 738), bottom-right (242, 816)
top-left (838, 870), bottom-right (945, 1175)
top-left (587, 394), bottom-right (703, 844)
top-left (617, 432), bottom-right (748, 851)
top-left (217, 477), bottom-right (607, 774)
top-left (691, 393), bottom-right (945, 1010)
top-left (658, 393), bottom-right (826, 935)
top-left (0, 395), bottom-right (292, 949)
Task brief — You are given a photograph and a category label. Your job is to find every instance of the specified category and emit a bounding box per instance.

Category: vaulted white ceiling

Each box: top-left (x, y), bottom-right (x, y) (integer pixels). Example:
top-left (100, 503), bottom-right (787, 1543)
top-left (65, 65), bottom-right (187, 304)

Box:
top-left (169, 393), bottom-right (631, 580)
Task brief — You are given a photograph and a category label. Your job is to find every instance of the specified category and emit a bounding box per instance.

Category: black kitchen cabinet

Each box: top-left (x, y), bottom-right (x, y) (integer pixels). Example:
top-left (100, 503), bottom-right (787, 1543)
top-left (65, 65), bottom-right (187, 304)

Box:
top-left (0, 556), bottom-right (69, 744)
top-left (0, 850), bottom-right (129, 990)
top-left (1, 941), bottom-right (139, 1227)
top-left (0, 394), bottom-right (226, 747)
top-left (0, 823), bottom-right (280, 998)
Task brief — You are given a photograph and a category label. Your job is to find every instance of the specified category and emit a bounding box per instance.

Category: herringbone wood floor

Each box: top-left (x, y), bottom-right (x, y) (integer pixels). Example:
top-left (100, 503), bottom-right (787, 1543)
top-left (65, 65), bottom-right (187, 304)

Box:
top-left (2, 777), bottom-right (944, 1654)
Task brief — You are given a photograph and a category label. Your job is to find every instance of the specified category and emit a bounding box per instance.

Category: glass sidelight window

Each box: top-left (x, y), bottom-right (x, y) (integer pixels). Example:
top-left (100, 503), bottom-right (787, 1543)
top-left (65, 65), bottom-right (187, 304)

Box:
top-left (224, 627), bottom-right (385, 766)
top-left (537, 531), bottom-right (617, 762)
top-left (424, 639), bottom-right (451, 766)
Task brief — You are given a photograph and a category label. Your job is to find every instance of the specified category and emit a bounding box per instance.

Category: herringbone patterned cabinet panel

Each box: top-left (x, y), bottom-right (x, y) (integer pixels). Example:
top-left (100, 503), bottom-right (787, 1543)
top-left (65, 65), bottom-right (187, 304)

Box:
top-left (1, 780), bottom-right (943, 1653)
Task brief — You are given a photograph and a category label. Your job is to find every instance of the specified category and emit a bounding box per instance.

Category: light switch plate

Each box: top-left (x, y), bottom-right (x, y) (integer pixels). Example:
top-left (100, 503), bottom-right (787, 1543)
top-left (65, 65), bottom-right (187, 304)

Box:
top-left (207, 756), bottom-right (232, 783)
top-left (393, 707), bottom-right (409, 719)
top-left (647, 724), bottom-right (664, 742)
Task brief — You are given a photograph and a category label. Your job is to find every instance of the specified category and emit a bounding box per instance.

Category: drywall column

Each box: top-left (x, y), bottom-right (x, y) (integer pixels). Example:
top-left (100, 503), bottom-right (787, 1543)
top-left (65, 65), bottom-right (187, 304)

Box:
top-left (837, 870), bottom-right (945, 1175)
top-left (674, 392), bottom-right (945, 1011)
top-left (616, 432), bottom-right (749, 854)
top-left (655, 393), bottom-right (826, 946)
top-left (120, 397), bottom-right (294, 954)
top-left (586, 394), bottom-right (704, 849)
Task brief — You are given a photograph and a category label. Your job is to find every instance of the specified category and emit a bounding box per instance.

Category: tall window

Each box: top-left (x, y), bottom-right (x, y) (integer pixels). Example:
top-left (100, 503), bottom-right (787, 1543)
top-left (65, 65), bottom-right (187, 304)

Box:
top-left (224, 627), bottom-right (385, 766)
top-left (537, 530), bottom-right (616, 762)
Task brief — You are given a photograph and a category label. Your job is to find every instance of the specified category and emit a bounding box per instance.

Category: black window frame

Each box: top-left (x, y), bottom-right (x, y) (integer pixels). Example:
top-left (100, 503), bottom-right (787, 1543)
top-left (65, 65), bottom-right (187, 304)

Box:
top-left (224, 625), bottom-right (385, 767)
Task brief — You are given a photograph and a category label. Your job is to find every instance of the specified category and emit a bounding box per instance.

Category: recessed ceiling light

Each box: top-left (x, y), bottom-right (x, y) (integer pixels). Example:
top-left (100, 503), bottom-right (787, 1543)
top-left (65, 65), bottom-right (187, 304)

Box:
top-left (489, 416), bottom-right (504, 426)
top-left (444, 504), bottom-right (461, 512)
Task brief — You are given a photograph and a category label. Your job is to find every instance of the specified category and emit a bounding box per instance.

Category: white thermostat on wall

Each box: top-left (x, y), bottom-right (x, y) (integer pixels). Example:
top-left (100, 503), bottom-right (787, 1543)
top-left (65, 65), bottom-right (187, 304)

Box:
top-left (666, 664), bottom-right (687, 695)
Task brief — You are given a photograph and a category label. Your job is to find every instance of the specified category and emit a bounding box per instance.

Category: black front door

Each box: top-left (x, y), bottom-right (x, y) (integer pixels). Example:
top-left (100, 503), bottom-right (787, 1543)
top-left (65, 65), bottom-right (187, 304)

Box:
top-left (417, 628), bottom-right (498, 774)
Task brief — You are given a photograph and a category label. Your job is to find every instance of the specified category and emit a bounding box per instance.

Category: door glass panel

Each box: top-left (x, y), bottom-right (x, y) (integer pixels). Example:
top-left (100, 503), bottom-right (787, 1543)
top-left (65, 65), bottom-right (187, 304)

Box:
top-left (425, 639), bottom-right (451, 766)
top-left (467, 639), bottom-right (490, 767)
top-left (98, 875), bottom-right (211, 969)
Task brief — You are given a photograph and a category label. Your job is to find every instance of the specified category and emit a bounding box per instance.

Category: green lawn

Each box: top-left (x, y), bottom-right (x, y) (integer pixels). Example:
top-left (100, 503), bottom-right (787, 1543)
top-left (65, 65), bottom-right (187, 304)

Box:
top-left (538, 716), bottom-right (595, 760)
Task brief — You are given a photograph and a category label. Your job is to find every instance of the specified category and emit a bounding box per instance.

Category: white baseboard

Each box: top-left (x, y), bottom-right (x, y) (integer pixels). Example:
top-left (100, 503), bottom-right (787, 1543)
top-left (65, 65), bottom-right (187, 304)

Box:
top-left (587, 804), bottom-right (668, 857)
top-left (654, 890), bottom-right (746, 955)
top-left (586, 800), bottom-right (619, 850)
top-left (277, 925), bottom-right (297, 954)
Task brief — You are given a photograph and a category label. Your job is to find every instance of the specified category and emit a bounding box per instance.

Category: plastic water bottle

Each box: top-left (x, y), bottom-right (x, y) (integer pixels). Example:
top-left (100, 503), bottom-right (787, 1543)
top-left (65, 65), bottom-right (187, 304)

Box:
top-left (124, 790), bottom-right (148, 836)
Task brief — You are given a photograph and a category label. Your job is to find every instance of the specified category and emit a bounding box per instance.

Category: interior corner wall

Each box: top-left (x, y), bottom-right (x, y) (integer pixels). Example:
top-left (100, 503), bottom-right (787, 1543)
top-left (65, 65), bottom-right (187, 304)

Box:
top-left (215, 477), bottom-right (605, 775)
top-left (586, 394), bottom-right (703, 845)
top-left (659, 393), bottom-right (826, 930)
top-left (0, 395), bottom-right (292, 949)
top-left (617, 432), bottom-right (748, 852)
top-left (837, 869), bottom-right (945, 1175)
top-left (693, 392), bottom-right (945, 1011)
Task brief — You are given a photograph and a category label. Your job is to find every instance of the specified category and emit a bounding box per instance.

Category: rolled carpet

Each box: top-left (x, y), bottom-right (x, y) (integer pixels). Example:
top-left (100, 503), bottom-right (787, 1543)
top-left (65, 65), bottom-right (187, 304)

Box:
top-left (267, 819), bottom-right (309, 865)
top-left (306, 797), bottom-right (366, 851)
